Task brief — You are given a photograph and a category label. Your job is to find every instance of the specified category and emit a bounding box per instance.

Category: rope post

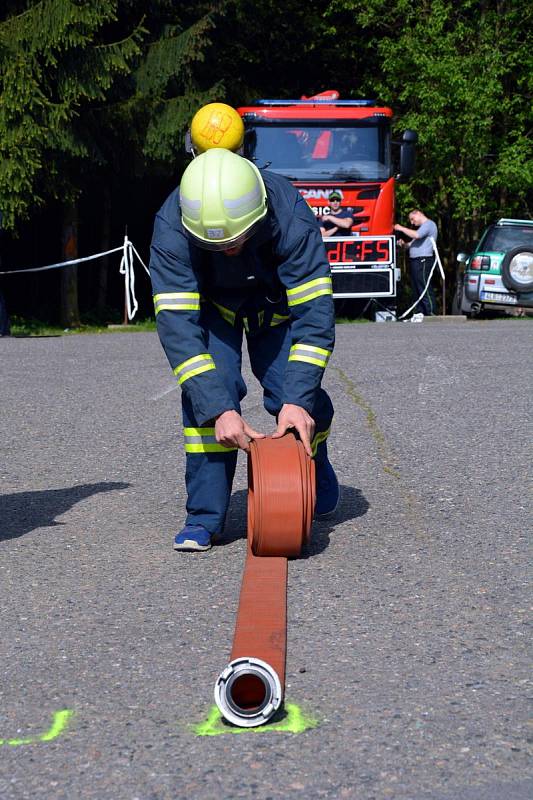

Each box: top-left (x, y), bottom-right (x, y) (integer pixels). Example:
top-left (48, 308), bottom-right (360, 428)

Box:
top-left (0, 235), bottom-right (151, 326)
top-left (122, 227), bottom-right (129, 326)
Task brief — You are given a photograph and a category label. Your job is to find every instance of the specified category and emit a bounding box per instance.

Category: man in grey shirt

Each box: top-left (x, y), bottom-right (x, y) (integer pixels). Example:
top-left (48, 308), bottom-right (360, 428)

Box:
top-left (395, 208), bottom-right (438, 316)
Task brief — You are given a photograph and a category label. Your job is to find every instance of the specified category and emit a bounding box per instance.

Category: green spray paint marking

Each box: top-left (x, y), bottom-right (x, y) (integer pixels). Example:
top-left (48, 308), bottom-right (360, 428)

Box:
top-left (0, 709), bottom-right (74, 747)
top-left (193, 703), bottom-right (318, 736)
top-left (331, 365), bottom-right (400, 478)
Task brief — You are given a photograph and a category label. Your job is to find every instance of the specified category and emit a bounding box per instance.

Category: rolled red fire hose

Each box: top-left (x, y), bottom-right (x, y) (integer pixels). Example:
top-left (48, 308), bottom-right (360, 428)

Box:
top-left (214, 433), bottom-right (315, 727)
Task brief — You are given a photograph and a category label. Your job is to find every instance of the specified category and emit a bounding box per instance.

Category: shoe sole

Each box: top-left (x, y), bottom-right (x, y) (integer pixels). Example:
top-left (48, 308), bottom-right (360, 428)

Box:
top-left (315, 486), bottom-right (341, 518)
top-left (173, 539), bottom-right (212, 552)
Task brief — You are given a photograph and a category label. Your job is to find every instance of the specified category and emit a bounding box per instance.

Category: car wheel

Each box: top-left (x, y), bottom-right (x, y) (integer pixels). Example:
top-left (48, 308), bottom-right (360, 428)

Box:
top-left (459, 283), bottom-right (474, 316)
top-left (467, 302), bottom-right (482, 319)
top-left (501, 246), bottom-right (533, 293)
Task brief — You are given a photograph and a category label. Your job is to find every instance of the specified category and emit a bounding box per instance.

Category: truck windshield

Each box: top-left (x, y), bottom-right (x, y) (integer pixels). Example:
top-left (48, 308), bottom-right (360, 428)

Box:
top-left (479, 225), bottom-right (533, 252)
top-left (245, 123), bottom-right (391, 181)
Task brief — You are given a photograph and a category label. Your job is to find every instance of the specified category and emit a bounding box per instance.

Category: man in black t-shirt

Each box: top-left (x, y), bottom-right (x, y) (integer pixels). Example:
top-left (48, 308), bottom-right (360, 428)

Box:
top-left (317, 191), bottom-right (354, 238)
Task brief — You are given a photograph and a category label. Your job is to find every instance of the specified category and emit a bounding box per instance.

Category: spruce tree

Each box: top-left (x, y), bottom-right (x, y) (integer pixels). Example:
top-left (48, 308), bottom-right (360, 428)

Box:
top-left (0, 1), bottom-right (143, 324)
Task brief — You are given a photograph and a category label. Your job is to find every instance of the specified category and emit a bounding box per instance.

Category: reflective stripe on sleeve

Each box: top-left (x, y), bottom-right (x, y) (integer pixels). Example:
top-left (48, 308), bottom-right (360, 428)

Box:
top-left (183, 426), bottom-right (237, 453)
top-left (288, 343), bottom-right (331, 368)
top-left (286, 277), bottom-right (332, 307)
top-left (173, 354), bottom-right (216, 384)
top-left (311, 427), bottom-right (331, 457)
top-left (153, 292), bottom-right (200, 314)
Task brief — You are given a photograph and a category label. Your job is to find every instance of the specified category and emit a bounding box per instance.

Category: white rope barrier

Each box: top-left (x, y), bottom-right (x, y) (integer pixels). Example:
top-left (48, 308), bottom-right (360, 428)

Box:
top-left (0, 232), bottom-right (447, 323)
top-left (0, 245), bottom-right (124, 275)
top-left (398, 237), bottom-right (445, 320)
top-left (0, 236), bottom-right (150, 321)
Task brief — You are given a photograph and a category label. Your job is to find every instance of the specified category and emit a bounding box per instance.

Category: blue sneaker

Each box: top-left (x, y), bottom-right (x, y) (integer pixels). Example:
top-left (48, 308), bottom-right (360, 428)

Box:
top-left (174, 524), bottom-right (212, 552)
top-left (315, 458), bottom-right (340, 517)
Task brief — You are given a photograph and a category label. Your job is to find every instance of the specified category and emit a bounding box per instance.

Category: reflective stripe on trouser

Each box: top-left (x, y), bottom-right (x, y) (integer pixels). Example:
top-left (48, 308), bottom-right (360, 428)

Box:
top-left (311, 426), bottom-right (331, 458)
top-left (181, 302), bottom-right (333, 534)
top-left (183, 427), bottom-right (238, 453)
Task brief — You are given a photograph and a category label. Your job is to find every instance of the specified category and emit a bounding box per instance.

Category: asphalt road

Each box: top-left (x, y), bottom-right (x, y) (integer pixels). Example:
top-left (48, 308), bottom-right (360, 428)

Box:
top-left (1, 318), bottom-right (531, 800)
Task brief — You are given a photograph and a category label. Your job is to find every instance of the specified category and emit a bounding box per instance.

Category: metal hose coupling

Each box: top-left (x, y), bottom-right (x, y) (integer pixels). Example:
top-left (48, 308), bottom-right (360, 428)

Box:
top-left (214, 656), bottom-right (283, 727)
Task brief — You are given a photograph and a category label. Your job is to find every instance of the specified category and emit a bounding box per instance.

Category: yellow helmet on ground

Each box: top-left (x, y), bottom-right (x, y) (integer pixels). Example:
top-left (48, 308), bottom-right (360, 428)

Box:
top-left (180, 149), bottom-right (267, 251)
top-left (190, 103), bottom-right (245, 154)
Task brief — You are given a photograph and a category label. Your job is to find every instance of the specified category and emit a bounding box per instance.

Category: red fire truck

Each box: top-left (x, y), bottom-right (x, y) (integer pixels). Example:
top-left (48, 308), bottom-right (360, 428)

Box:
top-left (237, 90), bottom-right (417, 309)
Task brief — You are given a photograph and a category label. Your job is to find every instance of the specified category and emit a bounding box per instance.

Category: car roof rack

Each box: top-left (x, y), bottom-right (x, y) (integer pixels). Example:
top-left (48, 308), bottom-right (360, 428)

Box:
top-left (496, 218), bottom-right (533, 226)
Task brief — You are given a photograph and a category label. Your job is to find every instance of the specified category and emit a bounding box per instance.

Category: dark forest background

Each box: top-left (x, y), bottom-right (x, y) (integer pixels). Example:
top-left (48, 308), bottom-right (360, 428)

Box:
top-left (0, 0), bottom-right (531, 325)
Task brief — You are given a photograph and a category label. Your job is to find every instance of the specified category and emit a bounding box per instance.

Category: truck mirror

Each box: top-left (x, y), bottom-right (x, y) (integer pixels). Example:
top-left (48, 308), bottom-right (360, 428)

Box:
top-left (402, 130), bottom-right (418, 144)
top-left (243, 129), bottom-right (257, 158)
top-left (184, 129), bottom-right (194, 155)
top-left (398, 130), bottom-right (417, 180)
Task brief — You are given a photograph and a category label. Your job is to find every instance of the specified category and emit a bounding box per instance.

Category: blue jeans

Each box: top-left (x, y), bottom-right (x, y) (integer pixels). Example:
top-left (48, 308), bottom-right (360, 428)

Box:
top-left (409, 256), bottom-right (436, 315)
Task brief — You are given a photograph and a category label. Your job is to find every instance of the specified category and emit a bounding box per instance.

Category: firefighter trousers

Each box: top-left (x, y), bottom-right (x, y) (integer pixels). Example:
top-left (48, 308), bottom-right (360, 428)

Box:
top-left (181, 303), bottom-right (334, 534)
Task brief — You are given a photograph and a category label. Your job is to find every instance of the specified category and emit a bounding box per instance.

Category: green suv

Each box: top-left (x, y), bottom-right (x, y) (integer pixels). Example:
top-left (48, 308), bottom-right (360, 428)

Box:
top-left (457, 218), bottom-right (533, 316)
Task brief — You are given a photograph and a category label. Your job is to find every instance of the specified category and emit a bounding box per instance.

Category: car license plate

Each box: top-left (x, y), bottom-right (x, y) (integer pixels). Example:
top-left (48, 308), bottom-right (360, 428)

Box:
top-left (480, 291), bottom-right (517, 304)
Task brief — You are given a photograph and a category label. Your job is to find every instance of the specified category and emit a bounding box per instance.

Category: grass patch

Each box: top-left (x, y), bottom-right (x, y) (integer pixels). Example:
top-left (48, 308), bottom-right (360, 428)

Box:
top-left (10, 316), bottom-right (156, 337)
top-left (335, 316), bottom-right (372, 324)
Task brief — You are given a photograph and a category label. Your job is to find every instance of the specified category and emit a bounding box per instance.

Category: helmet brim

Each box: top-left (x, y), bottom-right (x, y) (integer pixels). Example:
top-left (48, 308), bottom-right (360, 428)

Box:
top-left (184, 213), bottom-right (267, 253)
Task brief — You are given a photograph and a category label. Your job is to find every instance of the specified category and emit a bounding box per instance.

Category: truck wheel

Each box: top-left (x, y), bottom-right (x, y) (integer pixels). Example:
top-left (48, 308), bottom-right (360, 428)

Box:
top-left (501, 246), bottom-right (533, 293)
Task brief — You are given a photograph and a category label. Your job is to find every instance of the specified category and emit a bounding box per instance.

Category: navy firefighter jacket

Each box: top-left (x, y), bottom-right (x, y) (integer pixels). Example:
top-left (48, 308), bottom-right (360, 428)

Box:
top-left (149, 170), bottom-right (335, 425)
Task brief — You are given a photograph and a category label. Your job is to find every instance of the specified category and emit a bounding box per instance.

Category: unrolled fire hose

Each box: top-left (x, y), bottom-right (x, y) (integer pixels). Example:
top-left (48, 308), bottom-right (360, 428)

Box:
top-left (214, 433), bottom-right (316, 727)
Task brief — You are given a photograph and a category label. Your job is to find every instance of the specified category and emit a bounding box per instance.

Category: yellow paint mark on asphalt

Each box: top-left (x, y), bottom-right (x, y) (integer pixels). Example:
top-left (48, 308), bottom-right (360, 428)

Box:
top-left (0, 709), bottom-right (74, 747)
top-left (193, 703), bottom-right (318, 736)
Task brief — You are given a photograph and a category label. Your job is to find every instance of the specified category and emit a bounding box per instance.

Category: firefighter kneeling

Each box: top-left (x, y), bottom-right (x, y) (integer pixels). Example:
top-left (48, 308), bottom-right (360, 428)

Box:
top-left (149, 145), bottom-right (339, 551)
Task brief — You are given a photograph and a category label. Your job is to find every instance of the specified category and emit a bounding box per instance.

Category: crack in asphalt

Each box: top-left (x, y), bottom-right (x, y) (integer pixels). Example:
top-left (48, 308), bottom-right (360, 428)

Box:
top-left (330, 364), bottom-right (400, 479)
top-left (330, 363), bottom-right (431, 539)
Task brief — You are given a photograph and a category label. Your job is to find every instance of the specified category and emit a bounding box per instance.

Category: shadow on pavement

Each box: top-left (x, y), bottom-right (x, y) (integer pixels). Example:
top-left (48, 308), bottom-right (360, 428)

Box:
top-left (217, 484), bottom-right (369, 557)
top-left (0, 482), bottom-right (130, 541)
top-left (304, 484), bottom-right (369, 558)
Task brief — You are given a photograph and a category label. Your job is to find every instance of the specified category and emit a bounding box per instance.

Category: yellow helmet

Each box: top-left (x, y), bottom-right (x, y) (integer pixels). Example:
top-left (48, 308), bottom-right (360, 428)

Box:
top-left (190, 102), bottom-right (245, 154)
top-left (180, 149), bottom-right (267, 251)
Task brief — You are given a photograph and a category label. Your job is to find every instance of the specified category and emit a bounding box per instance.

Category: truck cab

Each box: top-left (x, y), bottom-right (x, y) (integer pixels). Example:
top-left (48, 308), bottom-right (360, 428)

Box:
top-left (238, 90), bottom-right (416, 304)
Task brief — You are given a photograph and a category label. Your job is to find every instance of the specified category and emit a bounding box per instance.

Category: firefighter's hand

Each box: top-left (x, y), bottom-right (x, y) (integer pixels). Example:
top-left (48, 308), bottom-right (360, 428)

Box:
top-left (271, 403), bottom-right (315, 457)
top-left (215, 410), bottom-right (265, 452)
